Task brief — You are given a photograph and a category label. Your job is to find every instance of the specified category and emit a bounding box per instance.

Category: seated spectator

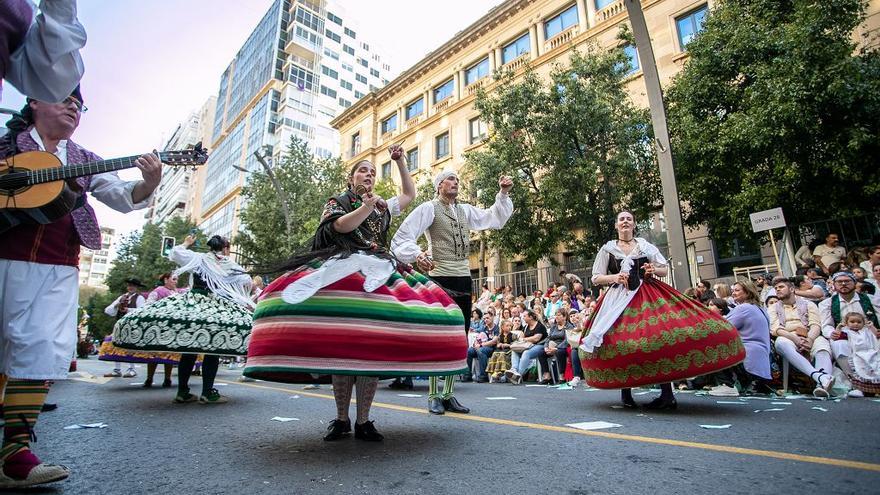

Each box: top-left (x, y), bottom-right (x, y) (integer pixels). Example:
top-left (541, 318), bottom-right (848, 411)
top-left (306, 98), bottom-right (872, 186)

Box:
top-left (805, 268), bottom-right (829, 290)
top-left (695, 280), bottom-right (716, 305)
top-left (565, 310), bottom-right (586, 387)
top-left (859, 246), bottom-right (880, 275)
top-left (544, 290), bottom-right (563, 320)
top-left (528, 290), bottom-right (544, 309)
top-left (769, 277), bottom-right (835, 398)
top-left (793, 274), bottom-right (825, 304)
top-left (857, 281), bottom-right (876, 296)
top-left (510, 315), bottom-right (524, 338)
top-left (795, 239), bottom-right (820, 269)
top-left (562, 291), bottom-right (579, 312)
top-left (853, 267), bottom-right (869, 282)
top-left (706, 298), bottom-right (730, 316)
top-left (867, 263), bottom-right (880, 288)
top-left (713, 283), bottom-right (735, 306)
top-left (475, 283), bottom-right (492, 312)
top-left (469, 308), bottom-right (485, 334)
top-left (486, 320), bottom-right (516, 383)
top-left (838, 312), bottom-right (880, 398)
top-left (765, 295), bottom-right (780, 308)
top-left (536, 309), bottom-right (575, 384)
top-left (813, 233), bottom-right (846, 276)
top-left (707, 281), bottom-right (771, 396)
top-left (466, 312), bottom-right (500, 382)
top-left (684, 287), bottom-right (698, 300)
top-left (754, 273), bottom-right (773, 303)
top-left (504, 309), bottom-right (548, 384)
top-left (532, 302), bottom-right (547, 325)
top-left (818, 271), bottom-right (880, 383)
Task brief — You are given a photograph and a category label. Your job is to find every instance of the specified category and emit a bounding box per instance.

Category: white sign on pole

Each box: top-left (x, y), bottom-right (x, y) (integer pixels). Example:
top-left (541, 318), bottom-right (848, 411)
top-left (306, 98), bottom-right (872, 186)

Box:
top-left (749, 207), bottom-right (786, 233)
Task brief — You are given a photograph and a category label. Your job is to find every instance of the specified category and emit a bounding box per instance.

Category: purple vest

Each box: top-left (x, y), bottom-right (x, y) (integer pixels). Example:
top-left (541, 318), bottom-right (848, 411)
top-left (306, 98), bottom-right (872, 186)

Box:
top-left (15, 129), bottom-right (103, 249)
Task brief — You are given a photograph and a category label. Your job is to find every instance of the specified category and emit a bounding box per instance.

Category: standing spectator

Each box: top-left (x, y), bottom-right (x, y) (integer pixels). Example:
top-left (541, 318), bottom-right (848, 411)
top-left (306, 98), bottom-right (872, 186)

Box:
top-left (813, 233), bottom-right (846, 276)
top-left (559, 270), bottom-right (582, 292)
top-left (713, 283), bottom-right (735, 306)
top-left (795, 239), bottom-right (820, 270)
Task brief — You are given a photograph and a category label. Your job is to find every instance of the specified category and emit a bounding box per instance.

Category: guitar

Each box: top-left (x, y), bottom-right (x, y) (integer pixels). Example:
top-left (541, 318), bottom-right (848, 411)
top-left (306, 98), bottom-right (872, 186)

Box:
top-left (0, 143), bottom-right (208, 234)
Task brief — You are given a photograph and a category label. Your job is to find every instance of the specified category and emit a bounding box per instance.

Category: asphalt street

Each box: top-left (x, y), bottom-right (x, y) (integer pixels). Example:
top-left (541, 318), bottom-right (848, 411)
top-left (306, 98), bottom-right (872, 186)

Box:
top-left (10, 358), bottom-right (880, 494)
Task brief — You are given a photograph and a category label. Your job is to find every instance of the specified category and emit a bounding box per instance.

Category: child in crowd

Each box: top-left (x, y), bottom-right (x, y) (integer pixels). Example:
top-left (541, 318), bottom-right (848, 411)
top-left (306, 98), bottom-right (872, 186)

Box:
top-left (840, 312), bottom-right (880, 398)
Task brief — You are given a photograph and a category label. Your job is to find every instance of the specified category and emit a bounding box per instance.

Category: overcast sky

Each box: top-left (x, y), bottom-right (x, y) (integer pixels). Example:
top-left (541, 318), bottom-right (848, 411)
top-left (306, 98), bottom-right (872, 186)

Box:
top-left (2, 0), bottom-right (501, 239)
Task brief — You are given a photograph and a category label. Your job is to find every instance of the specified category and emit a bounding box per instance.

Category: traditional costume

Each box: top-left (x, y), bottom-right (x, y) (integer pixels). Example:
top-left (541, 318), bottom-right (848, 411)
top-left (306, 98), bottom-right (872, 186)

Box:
top-left (579, 239), bottom-right (745, 391)
top-left (112, 243), bottom-right (252, 404)
top-left (244, 191), bottom-right (466, 381)
top-left (392, 169), bottom-right (513, 414)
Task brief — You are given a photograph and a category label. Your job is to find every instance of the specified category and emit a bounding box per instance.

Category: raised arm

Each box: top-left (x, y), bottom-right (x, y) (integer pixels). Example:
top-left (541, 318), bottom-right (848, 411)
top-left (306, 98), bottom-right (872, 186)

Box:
top-left (389, 144), bottom-right (416, 210)
top-left (391, 202), bottom-right (435, 263)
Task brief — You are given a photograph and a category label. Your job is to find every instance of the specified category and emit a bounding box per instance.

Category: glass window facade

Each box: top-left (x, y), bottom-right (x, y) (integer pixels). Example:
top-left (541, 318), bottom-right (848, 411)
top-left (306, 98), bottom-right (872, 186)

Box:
top-left (502, 33), bottom-right (531, 64)
top-left (405, 98), bottom-right (423, 120)
top-left (676, 4), bottom-right (708, 49)
top-left (465, 57), bottom-right (490, 85)
top-left (544, 4), bottom-right (578, 39)
top-left (433, 79), bottom-right (454, 103)
top-left (381, 113), bottom-right (398, 134)
top-left (435, 132), bottom-right (450, 159)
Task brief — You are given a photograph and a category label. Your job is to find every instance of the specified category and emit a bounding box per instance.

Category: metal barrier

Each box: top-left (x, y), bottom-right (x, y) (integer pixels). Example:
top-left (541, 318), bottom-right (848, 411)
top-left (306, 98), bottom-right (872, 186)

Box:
top-left (732, 263), bottom-right (780, 282)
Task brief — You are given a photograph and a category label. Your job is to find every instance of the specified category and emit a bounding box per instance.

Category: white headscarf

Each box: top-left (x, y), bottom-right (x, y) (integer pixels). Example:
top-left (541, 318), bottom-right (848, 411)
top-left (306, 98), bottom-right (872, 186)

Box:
top-left (433, 170), bottom-right (458, 192)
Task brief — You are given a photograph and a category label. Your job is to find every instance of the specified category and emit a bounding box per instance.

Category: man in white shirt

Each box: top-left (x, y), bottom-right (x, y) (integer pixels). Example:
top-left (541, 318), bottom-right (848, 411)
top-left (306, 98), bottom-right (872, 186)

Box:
top-left (102, 278), bottom-right (147, 377)
top-left (392, 170), bottom-right (513, 415)
top-left (818, 272), bottom-right (880, 375)
top-left (813, 233), bottom-right (846, 276)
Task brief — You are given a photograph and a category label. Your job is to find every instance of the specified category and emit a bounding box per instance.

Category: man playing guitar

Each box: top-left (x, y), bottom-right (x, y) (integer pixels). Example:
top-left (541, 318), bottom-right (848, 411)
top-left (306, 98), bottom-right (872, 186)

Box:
top-left (0, 87), bottom-right (161, 489)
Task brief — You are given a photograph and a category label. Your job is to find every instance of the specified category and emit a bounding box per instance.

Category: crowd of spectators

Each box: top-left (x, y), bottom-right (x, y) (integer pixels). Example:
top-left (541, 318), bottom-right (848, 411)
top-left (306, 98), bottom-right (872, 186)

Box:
top-left (457, 234), bottom-right (880, 400)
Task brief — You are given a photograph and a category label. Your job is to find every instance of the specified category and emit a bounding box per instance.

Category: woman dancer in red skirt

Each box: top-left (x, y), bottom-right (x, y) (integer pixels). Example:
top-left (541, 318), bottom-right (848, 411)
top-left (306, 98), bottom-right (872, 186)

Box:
top-left (579, 211), bottom-right (745, 409)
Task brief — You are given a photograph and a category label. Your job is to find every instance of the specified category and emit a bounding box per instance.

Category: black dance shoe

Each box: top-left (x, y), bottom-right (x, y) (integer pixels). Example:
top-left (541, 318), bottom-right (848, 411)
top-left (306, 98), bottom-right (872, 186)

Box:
top-left (323, 419), bottom-right (352, 441)
top-left (428, 398), bottom-right (446, 415)
top-left (442, 397), bottom-right (470, 414)
top-left (354, 421), bottom-right (384, 442)
top-left (644, 397), bottom-right (677, 411)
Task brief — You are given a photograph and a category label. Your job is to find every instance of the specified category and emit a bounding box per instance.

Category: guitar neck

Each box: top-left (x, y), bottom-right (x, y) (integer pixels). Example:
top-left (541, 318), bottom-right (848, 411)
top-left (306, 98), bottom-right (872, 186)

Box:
top-left (30, 153), bottom-right (174, 185)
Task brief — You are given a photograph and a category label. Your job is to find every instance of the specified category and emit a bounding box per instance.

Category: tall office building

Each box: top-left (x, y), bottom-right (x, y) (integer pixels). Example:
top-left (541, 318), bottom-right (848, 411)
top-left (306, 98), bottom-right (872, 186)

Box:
top-left (148, 96), bottom-right (216, 226)
top-left (79, 227), bottom-right (116, 288)
top-left (197, 0), bottom-right (394, 240)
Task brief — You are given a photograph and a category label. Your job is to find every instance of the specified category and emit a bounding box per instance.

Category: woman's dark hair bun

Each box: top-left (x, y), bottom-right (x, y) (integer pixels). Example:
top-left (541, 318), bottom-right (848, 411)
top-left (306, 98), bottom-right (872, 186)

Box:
top-left (207, 235), bottom-right (228, 252)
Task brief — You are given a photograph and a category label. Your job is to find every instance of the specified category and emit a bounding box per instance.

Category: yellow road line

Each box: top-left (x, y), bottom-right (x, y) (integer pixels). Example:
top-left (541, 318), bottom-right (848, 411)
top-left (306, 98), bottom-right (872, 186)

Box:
top-left (219, 380), bottom-right (880, 473)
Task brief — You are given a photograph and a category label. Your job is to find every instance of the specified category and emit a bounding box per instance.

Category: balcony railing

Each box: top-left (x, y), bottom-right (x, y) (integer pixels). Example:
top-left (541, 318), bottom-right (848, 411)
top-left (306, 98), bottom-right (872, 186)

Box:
top-left (545, 26), bottom-right (578, 52)
top-left (404, 115), bottom-right (423, 129)
top-left (597, 0), bottom-right (626, 23)
top-left (432, 98), bottom-right (451, 113)
top-left (503, 54), bottom-right (530, 73)
top-left (465, 78), bottom-right (487, 96)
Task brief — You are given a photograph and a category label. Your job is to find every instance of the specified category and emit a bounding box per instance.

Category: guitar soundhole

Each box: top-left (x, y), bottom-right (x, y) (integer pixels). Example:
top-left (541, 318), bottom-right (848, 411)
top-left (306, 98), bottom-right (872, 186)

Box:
top-left (0, 167), bottom-right (34, 202)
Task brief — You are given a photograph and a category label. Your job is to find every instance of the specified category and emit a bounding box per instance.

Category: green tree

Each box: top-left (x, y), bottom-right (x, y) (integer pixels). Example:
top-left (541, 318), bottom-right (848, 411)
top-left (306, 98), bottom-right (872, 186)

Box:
top-left (236, 136), bottom-right (347, 268)
top-left (667, 0), bottom-right (880, 242)
top-left (466, 44), bottom-right (661, 265)
top-left (103, 216), bottom-right (200, 294)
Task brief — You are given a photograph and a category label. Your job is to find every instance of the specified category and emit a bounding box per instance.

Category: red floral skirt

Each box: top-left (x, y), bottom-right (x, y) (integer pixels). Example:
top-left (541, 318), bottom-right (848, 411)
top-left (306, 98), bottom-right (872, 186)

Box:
top-left (580, 279), bottom-right (745, 389)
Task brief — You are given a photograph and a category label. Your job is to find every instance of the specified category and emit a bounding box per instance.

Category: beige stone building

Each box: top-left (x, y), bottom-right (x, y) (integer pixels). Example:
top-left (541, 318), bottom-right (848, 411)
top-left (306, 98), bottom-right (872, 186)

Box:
top-left (330, 0), bottom-right (880, 291)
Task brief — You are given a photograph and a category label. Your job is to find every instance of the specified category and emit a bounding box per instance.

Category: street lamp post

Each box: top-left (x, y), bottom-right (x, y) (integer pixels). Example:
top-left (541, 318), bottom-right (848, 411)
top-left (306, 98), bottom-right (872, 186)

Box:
top-left (234, 151), bottom-right (293, 237)
top-left (624, 0), bottom-right (693, 290)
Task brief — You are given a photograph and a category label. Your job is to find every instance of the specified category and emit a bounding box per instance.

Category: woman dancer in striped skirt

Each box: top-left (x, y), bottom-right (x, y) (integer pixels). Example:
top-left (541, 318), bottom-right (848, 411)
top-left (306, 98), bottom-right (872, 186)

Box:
top-left (244, 145), bottom-right (467, 442)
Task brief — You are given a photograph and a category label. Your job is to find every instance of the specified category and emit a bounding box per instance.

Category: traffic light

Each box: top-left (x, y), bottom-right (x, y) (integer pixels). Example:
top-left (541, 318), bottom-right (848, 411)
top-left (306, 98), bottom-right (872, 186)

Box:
top-left (161, 236), bottom-right (175, 257)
